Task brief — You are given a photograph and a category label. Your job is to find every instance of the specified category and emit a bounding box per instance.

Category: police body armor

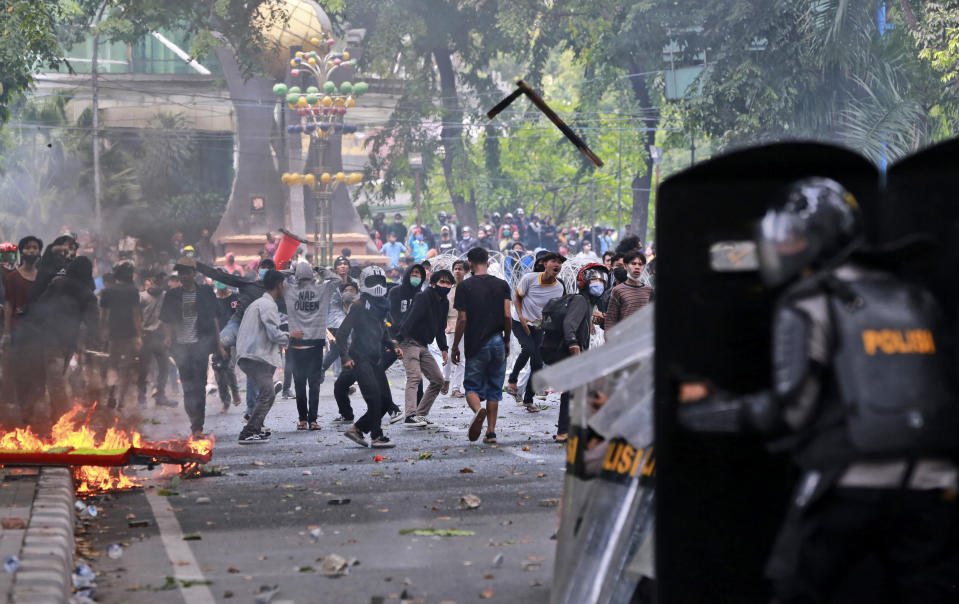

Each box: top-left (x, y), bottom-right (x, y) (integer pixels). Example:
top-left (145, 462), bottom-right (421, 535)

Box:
top-left (827, 272), bottom-right (959, 456)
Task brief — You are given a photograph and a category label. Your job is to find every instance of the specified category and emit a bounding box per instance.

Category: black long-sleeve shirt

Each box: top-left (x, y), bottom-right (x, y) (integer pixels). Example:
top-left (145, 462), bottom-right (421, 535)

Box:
top-left (399, 289), bottom-right (449, 350)
top-left (337, 298), bottom-right (395, 365)
top-left (196, 262), bottom-right (286, 319)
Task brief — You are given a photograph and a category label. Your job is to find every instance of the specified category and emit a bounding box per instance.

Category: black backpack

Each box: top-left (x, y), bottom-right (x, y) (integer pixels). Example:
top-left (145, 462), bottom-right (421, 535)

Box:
top-left (540, 293), bottom-right (578, 351)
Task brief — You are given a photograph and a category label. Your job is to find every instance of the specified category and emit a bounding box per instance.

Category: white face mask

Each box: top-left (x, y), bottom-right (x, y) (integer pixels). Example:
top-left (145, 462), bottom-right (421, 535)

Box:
top-left (588, 282), bottom-right (605, 297)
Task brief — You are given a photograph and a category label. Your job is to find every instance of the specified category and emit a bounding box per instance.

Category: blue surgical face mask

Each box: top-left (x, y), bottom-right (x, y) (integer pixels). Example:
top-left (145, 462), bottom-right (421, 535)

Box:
top-left (409, 276), bottom-right (422, 287)
top-left (415, 234), bottom-right (423, 241)
top-left (258, 268), bottom-right (268, 280)
top-left (588, 282), bottom-right (605, 297)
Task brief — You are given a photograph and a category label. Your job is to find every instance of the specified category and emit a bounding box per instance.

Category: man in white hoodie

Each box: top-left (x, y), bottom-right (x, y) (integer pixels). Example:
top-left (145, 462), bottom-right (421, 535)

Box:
top-left (284, 261), bottom-right (340, 430)
top-left (236, 270), bottom-right (302, 444)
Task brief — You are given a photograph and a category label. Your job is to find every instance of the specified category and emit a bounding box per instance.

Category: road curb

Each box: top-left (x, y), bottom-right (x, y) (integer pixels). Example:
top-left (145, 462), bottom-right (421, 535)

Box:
top-left (12, 467), bottom-right (75, 604)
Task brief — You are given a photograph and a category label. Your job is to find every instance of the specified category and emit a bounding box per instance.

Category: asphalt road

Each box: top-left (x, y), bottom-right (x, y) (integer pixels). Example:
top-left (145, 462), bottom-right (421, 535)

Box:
top-left (80, 371), bottom-right (566, 604)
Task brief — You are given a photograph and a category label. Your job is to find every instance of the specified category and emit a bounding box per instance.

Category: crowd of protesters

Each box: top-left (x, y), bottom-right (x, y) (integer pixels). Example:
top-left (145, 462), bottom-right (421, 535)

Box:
top-left (0, 210), bottom-right (653, 448)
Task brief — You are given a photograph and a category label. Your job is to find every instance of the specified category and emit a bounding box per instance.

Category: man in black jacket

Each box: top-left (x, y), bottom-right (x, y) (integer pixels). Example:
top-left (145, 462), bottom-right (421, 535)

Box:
top-left (540, 262), bottom-right (610, 443)
top-left (340, 266), bottom-right (403, 449)
top-left (398, 270), bottom-right (452, 428)
top-left (160, 257), bottom-right (222, 437)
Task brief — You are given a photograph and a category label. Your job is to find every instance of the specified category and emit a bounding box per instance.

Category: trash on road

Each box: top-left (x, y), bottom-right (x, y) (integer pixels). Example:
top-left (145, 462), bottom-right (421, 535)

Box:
top-left (107, 544), bottom-right (124, 559)
top-left (373, 455), bottom-right (384, 462)
top-left (253, 585), bottom-right (279, 604)
top-left (491, 553), bottom-right (504, 568)
top-left (459, 467), bottom-right (474, 474)
top-left (398, 528), bottom-right (475, 537)
top-left (458, 494), bottom-right (481, 510)
top-left (319, 553), bottom-right (357, 577)
top-left (538, 498), bottom-right (560, 507)
top-left (3, 556), bottom-right (18, 573)
top-left (183, 534), bottom-right (202, 541)
top-left (196, 496), bottom-right (212, 504)
top-left (327, 498), bottom-right (351, 505)
top-left (128, 519), bottom-right (151, 528)
top-left (479, 588), bottom-right (494, 599)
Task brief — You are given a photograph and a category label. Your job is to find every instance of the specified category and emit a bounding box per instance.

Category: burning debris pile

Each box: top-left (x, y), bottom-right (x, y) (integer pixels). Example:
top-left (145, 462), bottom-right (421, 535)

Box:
top-left (0, 405), bottom-right (213, 492)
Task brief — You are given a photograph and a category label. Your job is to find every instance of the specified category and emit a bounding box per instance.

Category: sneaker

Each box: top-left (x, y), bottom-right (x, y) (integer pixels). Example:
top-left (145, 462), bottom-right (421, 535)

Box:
top-left (451, 390), bottom-right (465, 399)
top-left (468, 408), bottom-right (488, 442)
top-left (192, 430), bottom-right (210, 440)
top-left (344, 425), bottom-right (369, 448)
top-left (331, 415), bottom-right (353, 425)
top-left (273, 381), bottom-right (283, 395)
top-left (483, 432), bottom-right (497, 444)
top-left (417, 416), bottom-right (436, 426)
top-left (238, 432), bottom-right (270, 445)
top-left (260, 427), bottom-right (272, 437)
top-left (371, 436), bottom-right (396, 449)
top-left (388, 409), bottom-right (403, 424)
top-left (282, 389), bottom-right (294, 399)
top-left (403, 416), bottom-right (427, 428)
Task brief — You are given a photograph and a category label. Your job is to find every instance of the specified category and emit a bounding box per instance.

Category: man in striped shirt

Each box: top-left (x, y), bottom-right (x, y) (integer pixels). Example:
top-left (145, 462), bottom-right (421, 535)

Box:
top-left (604, 250), bottom-right (653, 331)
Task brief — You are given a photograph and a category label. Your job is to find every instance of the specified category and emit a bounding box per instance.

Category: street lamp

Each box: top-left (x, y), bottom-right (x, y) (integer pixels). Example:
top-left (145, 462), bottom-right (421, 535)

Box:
top-left (408, 152), bottom-right (424, 227)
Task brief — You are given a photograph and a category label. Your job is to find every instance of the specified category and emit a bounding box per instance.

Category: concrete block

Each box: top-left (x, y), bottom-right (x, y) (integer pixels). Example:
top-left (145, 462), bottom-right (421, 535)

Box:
top-left (12, 569), bottom-right (66, 588)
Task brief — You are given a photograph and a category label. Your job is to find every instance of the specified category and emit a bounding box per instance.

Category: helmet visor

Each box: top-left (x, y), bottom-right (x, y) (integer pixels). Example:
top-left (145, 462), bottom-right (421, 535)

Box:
top-left (756, 209), bottom-right (812, 287)
top-left (364, 274), bottom-right (387, 289)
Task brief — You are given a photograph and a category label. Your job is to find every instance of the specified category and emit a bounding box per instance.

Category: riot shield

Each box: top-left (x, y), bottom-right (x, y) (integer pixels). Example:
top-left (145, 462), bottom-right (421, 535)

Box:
top-left (534, 305), bottom-right (655, 604)
top-left (654, 142), bottom-right (879, 603)
top-left (886, 138), bottom-right (959, 317)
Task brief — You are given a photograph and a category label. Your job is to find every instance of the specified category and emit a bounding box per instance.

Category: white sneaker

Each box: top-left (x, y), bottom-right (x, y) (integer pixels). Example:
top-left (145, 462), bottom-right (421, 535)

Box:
top-left (387, 409), bottom-right (403, 424)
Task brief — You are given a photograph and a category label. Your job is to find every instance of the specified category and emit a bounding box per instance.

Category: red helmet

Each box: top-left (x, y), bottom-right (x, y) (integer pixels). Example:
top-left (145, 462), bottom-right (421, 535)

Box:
top-left (576, 262), bottom-right (609, 291)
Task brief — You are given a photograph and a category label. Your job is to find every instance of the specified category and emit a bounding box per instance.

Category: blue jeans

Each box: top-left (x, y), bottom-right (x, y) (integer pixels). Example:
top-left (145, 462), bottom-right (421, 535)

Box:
top-left (464, 335), bottom-right (506, 402)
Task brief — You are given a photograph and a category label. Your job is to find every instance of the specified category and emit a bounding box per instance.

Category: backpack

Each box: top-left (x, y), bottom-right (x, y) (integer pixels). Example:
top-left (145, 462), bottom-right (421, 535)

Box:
top-left (540, 293), bottom-right (578, 351)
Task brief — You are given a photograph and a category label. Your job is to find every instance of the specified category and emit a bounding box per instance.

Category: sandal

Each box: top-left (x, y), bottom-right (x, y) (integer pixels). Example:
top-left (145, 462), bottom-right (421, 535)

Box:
top-left (296, 421), bottom-right (308, 430)
top-left (553, 433), bottom-right (568, 444)
top-left (524, 403), bottom-right (540, 413)
top-left (309, 422), bottom-right (322, 431)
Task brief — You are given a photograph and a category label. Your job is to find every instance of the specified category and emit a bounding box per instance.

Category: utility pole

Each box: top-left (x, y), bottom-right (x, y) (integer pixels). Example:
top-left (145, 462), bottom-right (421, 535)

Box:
top-left (91, 1), bottom-right (108, 231)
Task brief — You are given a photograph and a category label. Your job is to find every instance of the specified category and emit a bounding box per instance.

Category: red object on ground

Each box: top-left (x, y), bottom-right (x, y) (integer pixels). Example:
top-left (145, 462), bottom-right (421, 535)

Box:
top-left (273, 228), bottom-right (309, 269)
top-left (373, 455), bottom-right (384, 462)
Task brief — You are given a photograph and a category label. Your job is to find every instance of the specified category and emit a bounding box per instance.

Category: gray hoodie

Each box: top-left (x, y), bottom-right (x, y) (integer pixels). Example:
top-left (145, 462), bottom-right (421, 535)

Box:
top-left (236, 293), bottom-right (289, 368)
top-left (283, 261), bottom-right (339, 346)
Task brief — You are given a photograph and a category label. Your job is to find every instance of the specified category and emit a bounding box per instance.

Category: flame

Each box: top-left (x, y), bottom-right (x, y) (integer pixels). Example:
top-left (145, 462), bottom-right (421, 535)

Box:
top-left (0, 404), bottom-right (211, 493)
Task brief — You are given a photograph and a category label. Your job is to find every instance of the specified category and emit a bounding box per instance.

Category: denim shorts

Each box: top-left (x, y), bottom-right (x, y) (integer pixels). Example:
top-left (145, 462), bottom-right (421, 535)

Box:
top-left (464, 335), bottom-right (506, 402)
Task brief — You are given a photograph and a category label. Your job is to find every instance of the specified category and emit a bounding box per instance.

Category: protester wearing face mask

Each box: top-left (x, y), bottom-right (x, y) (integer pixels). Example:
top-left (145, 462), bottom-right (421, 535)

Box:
top-left (27, 234), bottom-right (75, 308)
top-left (383, 264), bottom-right (428, 419)
top-left (410, 230), bottom-right (429, 263)
top-left (604, 250), bottom-right (652, 332)
top-left (283, 261), bottom-right (340, 431)
top-left (397, 269), bottom-right (453, 428)
top-left (340, 265), bottom-right (403, 449)
top-left (2, 235), bottom-right (42, 348)
top-left (538, 263), bottom-right (610, 443)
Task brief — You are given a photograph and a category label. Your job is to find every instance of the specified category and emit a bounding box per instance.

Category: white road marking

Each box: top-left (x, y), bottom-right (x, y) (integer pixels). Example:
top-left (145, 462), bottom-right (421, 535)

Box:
top-left (145, 489), bottom-right (216, 604)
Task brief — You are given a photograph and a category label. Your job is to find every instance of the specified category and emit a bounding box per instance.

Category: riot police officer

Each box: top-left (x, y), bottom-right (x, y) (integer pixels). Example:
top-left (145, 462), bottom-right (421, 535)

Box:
top-left (679, 177), bottom-right (959, 603)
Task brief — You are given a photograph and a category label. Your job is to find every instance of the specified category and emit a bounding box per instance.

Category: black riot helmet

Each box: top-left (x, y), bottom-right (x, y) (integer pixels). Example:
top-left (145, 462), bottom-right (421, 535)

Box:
top-left (756, 177), bottom-right (863, 287)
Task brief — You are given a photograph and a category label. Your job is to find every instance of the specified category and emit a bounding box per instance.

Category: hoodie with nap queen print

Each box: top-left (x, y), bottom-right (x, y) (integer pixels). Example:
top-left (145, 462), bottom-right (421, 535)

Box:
top-left (283, 262), bottom-right (339, 346)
